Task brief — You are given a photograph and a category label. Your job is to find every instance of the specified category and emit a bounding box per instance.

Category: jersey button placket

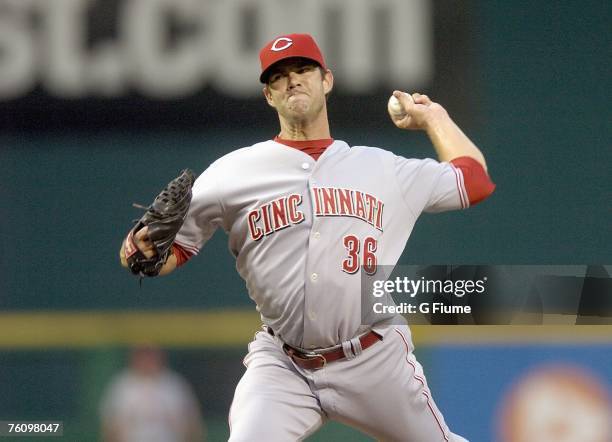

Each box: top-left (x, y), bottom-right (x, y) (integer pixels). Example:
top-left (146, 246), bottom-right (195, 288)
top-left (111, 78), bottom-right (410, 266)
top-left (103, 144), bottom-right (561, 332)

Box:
top-left (303, 175), bottom-right (322, 346)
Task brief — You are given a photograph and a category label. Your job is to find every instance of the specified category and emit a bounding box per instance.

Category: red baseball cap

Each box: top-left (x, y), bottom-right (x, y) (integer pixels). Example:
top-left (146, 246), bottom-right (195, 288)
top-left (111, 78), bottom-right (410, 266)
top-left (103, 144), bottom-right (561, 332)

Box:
top-left (259, 33), bottom-right (326, 83)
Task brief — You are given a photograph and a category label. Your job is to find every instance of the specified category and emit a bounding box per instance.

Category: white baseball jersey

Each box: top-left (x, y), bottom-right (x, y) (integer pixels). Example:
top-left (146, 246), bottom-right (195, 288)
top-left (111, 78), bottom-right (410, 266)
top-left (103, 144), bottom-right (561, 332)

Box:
top-left (175, 139), bottom-right (467, 349)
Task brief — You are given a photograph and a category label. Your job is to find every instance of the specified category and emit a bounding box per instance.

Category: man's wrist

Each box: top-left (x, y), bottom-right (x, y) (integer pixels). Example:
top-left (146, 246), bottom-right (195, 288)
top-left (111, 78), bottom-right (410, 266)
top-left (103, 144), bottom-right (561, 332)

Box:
top-left (424, 106), bottom-right (450, 136)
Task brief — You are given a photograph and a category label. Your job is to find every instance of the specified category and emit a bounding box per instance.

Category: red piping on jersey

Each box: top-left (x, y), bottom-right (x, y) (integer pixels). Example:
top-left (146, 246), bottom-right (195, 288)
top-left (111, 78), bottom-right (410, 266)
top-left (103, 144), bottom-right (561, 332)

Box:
top-left (394, 328), bottom-right (450, 441)
top-left (449, 156), bottom-right (496, 206)
top-left (172, 243), bottom-right (194, 267)
top-left (451, 166), bottom-right (467, 209)
top-left (274, 136), bottom-right (334, 160)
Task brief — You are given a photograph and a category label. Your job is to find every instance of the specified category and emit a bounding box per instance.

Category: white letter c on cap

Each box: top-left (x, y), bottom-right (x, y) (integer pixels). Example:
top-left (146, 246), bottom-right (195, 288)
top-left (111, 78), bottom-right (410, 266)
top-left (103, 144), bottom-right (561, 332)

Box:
top-left (271, 37), bottom-right (293, 52)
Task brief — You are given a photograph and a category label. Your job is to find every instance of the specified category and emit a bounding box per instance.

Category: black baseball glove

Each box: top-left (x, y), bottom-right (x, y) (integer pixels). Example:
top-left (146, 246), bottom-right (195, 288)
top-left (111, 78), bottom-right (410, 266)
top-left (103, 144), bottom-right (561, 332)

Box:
top-left (124, 169), bottom-right (195, 277)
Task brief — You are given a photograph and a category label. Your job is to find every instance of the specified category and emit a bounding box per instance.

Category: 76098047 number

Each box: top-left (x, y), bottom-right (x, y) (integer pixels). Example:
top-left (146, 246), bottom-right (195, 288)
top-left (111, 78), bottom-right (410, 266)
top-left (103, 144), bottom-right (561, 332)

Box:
top-left (0, 421), bottom-right (63, 437)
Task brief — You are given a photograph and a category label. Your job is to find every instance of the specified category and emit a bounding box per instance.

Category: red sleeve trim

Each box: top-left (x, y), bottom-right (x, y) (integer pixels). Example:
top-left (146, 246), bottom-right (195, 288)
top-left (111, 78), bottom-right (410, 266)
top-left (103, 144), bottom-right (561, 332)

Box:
top-left (451, 166), bottom-right (469, 209)
top-left (172, 243), bottom-right (195, 267)
top-left (450, 156), bottom-right (496, 206)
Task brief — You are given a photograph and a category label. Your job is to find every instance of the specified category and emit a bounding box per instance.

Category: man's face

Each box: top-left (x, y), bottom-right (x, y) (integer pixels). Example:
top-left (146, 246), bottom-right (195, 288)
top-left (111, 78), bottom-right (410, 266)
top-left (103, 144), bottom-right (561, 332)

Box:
top-left (263, 57), bottom-right (333, 121)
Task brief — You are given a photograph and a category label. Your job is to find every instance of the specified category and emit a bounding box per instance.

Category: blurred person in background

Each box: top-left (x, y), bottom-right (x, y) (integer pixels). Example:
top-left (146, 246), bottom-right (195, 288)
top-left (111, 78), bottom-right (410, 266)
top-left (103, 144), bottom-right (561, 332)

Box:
top-left (99, 345), bottom-right (205, 442)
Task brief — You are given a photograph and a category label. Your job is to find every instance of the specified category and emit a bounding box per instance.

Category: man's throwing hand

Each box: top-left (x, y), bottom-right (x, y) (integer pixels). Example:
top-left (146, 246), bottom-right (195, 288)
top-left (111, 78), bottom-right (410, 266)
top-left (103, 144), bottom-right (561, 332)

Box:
top-left (388, 90), bottom-right (447, 131)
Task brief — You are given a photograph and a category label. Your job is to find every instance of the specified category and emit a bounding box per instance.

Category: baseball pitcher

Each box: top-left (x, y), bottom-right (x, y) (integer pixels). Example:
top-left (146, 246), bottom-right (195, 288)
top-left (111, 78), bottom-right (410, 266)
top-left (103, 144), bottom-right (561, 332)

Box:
top-left (120, 33), bottom-right (495, 441)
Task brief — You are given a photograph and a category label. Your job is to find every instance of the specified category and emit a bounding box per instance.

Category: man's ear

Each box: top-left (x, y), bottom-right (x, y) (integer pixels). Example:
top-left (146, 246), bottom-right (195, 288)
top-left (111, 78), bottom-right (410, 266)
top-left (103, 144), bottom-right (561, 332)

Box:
top-left (263, 85), bottom-right (275, 108)
top-left (322, 69), bottom-right (334, 95)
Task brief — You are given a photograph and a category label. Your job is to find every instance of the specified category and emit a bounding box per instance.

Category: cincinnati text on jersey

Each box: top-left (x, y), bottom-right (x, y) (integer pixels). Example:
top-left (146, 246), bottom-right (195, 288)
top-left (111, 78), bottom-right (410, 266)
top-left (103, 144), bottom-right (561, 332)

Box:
top-left (312, 187), bottom-right (384, 231)
top-left (247, 188), bottom-right (385, 241)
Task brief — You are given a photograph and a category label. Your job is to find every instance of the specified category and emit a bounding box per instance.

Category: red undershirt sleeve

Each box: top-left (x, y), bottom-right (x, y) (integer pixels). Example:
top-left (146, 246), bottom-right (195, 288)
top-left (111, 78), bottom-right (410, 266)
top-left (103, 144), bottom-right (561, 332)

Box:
top-left (172, 243), bottom-right (194, 267)
top-left (450, 156), bottom-right (496, 206)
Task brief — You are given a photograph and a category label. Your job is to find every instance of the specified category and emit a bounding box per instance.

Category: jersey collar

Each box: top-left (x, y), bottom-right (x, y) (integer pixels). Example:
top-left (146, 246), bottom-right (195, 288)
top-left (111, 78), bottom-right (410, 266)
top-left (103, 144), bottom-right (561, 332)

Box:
top-left (273, 136), bottom-right (334, 161)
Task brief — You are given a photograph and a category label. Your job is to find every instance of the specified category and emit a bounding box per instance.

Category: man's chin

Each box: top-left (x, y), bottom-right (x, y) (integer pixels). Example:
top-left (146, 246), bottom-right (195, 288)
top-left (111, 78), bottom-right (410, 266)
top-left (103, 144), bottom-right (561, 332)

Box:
top-left (286, 104), bottom-right (311, 118)
top-left (287, 99), bottom-right (310, 114)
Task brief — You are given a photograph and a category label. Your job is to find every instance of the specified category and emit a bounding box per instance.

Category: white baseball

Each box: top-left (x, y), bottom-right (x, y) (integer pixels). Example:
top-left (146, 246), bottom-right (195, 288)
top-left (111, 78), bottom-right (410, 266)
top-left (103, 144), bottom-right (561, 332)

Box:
top-left (387, 94), bottom-right (408, 118)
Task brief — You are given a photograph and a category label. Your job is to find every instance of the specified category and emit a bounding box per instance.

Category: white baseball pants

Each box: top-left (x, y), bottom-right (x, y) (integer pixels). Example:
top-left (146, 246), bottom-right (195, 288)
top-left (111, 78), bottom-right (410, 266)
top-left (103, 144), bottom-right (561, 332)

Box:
top-left (228, 322), bottom-right (468, 442)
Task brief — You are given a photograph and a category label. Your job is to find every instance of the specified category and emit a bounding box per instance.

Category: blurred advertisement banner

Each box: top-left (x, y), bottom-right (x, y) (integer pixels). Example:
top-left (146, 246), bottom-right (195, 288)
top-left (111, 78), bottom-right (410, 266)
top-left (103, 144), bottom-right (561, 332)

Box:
top-left (0, 0), bottom-right (431, 100)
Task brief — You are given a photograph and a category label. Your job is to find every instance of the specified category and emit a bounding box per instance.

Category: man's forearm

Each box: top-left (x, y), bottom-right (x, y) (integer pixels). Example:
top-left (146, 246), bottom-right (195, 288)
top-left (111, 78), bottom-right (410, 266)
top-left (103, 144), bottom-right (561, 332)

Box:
top-left (158, 253), bottom-right (178, 276)
top-left (426, 110), bottom-right (488, 172)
